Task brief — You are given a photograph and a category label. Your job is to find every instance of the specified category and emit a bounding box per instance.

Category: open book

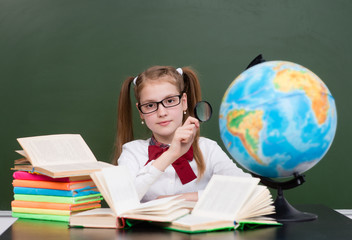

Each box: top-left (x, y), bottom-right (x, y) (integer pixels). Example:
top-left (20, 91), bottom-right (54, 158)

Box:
top-left (162, 175), bottom-right (280, 233)
top-left (14, 134), bottom-right (113, 178)
top-left (69, 166), bottom-right (191, 228)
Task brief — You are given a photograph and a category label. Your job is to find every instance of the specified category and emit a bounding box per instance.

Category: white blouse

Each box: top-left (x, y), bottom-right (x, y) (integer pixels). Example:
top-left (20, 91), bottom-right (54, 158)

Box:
top-left (117, 137), bottom-right (251, 202)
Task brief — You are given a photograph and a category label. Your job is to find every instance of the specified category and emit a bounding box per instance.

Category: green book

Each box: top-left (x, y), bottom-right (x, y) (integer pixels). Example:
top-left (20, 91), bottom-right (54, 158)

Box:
top-left (12, 212), bottom-right (70, 222)
top-left (163, 221), bottom-right (281, 234)
top-left (14, 193), bottom-right (102, 204)
top-left (161, 175), bottom-right (281, 233)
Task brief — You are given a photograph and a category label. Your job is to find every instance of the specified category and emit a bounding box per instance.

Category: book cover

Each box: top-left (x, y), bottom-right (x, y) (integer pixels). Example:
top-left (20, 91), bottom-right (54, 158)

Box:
top-left (13, 171), bottom-right (91, 182)
top-left (13, 186), bottom-right (99, 197)
top-left (14, 193), bottom-right (103, 204)
top-left (11, 200), bottom-right (101, 211)
top-left (12, 212), bottom-right (70, 222)
top-left (12, 207), bottom-right (71, 216)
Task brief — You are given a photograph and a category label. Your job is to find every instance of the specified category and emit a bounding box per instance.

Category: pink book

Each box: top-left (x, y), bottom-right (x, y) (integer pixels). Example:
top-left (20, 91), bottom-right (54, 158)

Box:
top-left (12, 171), bottom-right (91, 182)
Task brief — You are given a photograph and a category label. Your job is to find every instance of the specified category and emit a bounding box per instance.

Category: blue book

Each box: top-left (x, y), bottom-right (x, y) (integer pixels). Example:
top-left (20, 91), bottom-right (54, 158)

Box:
top-left (13, 186), bottom-right (99, 197)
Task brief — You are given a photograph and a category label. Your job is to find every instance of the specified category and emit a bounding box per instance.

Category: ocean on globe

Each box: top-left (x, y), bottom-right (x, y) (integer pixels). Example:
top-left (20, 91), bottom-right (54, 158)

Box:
top-left (219, 61), bottom-right (337, 178)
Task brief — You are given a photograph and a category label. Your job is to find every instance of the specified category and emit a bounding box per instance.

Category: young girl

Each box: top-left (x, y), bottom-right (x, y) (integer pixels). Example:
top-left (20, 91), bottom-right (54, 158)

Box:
top-left (114, 66), bottom-right (250, 202)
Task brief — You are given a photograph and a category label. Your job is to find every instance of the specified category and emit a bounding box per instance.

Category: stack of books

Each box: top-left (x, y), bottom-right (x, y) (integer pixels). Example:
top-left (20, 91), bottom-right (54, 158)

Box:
top-left (10, 134), bottom-right (113, 222)
top-left (11, 171), bottom-right (103, 222)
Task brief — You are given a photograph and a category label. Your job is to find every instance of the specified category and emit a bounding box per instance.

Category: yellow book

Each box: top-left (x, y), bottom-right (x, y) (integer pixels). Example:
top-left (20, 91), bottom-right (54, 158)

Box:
top-left (12, 207), bottom-right (71, 216)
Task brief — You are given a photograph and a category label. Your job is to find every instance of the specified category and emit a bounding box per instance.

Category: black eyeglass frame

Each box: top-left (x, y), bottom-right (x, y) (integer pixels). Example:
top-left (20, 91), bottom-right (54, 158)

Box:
top-left (138, 94), bottom-right (183, 114)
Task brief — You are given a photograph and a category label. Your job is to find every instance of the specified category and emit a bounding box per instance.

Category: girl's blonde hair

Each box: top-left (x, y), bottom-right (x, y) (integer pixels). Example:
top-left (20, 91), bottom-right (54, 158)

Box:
top-left (113, 66), bottom-right (205, 178)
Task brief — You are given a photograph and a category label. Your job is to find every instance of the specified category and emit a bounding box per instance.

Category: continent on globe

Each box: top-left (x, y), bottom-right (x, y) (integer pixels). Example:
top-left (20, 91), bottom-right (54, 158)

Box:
top-left (273, 65), bottom-right (329, 125)
top-left (225, 109), bottom-right (264, 164)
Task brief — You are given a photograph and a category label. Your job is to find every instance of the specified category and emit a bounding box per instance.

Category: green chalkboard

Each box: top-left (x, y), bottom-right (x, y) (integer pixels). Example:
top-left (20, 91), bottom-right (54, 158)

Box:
top-left (1, 0), bottom-right (351, 210)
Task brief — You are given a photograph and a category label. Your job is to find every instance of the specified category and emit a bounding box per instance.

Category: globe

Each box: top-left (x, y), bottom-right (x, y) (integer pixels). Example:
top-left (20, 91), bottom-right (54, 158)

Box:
top-left (219, 61), bottom-right (337, 178)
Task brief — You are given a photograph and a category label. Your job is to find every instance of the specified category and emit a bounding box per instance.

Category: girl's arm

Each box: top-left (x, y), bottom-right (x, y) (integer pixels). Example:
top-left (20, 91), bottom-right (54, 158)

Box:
top-left (205, 138), bottom-right (251, 177)
top-left (156, 192), bottom-right (198, 202)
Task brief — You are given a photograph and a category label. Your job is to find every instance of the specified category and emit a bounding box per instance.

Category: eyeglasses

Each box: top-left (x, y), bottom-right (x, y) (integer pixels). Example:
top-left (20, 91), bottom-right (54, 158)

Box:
top-left (138, 95), bottom-right (182, 114)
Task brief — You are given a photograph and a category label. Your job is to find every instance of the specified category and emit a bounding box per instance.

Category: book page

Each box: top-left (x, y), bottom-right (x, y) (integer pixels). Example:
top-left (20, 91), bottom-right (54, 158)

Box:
top-left (99, 166), bottom-right (140, 216)
top-left (127, 196), bottom-right (181, 213)
top-left (236, 185), bottom-right (274, 220)
top-left (90, 171), bottom-right (113, 208)
top-left (122, 208), bottom-right (190, 222)
top-left (14, 158), bottom-right (30, 165)
top-left (192, 175), bottom-right (259, 221)
top-left (72, 208), bottom-right (115, 217)
top-left (41, 161), bottom-right (112, 173)
top-left (17, 134), bottom-right (97, 166)
top-left (15, 150), bottom-right (27, 158)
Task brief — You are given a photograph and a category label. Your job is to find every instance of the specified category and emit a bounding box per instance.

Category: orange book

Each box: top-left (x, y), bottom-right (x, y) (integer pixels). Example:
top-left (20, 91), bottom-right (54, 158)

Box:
top-left (11, 200), bottom-right (101, 211)
top-left (12, 179), bottom-right (95, 190)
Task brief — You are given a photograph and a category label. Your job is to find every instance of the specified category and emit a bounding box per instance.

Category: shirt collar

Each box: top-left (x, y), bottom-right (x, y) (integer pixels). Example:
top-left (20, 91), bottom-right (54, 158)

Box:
top-left (149, 135), bottom-right (170, 149)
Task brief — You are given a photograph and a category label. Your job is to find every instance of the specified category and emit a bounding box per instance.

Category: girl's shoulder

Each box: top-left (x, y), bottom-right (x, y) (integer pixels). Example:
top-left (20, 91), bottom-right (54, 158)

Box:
top-left (198, 136), bottom-right (230, 158)
top-left (198, 137), bottom-right (223, 153)
top-left (198, 136), bottom-right (219, 147)
top-left (123, 138), bottom-right (150, 150)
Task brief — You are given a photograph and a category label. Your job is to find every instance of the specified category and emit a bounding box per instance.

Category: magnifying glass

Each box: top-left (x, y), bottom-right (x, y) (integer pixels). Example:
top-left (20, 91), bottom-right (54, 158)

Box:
top-left (194, 101), bottom-right (212, 122)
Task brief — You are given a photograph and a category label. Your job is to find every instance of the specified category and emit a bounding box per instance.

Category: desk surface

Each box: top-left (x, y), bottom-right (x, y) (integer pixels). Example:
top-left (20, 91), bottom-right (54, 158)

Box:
top-left (2, 205), bottom-right (352, 240)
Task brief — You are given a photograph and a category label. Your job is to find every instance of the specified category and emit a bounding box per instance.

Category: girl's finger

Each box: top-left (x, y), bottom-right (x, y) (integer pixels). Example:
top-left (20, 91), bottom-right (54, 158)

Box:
top-left (183, 116), bottom-right (200, 128)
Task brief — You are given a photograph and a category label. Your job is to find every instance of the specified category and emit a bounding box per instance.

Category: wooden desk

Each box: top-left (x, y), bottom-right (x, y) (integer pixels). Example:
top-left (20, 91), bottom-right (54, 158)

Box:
top-left (2, 205), bottom-right (352, 240)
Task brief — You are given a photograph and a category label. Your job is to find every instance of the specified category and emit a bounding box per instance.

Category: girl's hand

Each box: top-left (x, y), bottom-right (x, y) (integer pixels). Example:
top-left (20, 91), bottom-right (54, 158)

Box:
top-left (169, 116), bottom-right (199, 159)
top-left (151, 116), bottom-right (199, 172)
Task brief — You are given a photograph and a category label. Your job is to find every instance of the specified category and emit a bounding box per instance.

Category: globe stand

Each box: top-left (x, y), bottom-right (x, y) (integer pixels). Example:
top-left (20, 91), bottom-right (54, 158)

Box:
top-left (252, 173), bottom-right (318, 223)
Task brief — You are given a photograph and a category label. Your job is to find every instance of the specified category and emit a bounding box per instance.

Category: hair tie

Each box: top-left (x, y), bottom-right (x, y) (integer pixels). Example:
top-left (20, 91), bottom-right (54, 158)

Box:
top-left (133, 76), bottom-right (138, 86)
top-left (176, 68), bottom-right (183, 75)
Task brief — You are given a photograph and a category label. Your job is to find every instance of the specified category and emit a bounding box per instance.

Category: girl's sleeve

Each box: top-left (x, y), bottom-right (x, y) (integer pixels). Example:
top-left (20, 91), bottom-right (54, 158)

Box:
top-left (117, 143), bottom-right (163, 200)
top-left (207, 140), bottom-right (251, 177)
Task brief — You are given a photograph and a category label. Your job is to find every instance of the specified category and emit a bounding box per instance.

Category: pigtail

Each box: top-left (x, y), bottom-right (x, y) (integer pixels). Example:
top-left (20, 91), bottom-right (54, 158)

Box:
top-left (181, 67), bottom-right (206, 178)
top-left (112, 76), bottom-right (135, 164)
top-left (182, 67), bottom-right (202, 115)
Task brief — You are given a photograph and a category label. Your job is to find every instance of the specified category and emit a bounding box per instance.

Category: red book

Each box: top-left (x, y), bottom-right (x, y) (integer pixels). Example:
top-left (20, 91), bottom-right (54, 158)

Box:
top-left (13, 171), bottom-right (91, 182)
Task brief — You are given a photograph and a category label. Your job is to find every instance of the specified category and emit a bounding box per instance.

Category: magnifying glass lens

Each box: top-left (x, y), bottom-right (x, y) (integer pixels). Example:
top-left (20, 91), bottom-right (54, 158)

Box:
top-left (194, 101), bottom-right (212, 122)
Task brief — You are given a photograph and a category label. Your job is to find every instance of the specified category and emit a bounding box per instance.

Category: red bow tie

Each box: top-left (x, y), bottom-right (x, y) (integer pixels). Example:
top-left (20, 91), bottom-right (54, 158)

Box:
top-left (146, 145), bottom-right (197, 184)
